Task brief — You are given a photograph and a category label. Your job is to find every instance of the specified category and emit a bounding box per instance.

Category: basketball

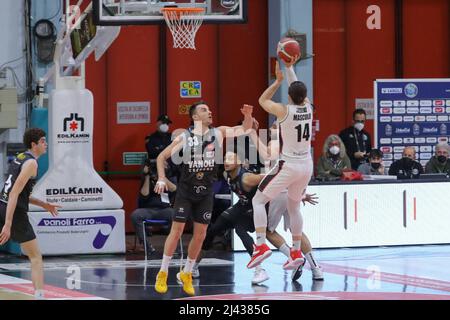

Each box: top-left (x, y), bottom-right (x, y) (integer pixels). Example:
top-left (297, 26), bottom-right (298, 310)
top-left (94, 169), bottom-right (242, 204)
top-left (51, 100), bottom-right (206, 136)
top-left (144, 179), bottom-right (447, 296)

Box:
top-left (277, 37), bottom-right (301, 63)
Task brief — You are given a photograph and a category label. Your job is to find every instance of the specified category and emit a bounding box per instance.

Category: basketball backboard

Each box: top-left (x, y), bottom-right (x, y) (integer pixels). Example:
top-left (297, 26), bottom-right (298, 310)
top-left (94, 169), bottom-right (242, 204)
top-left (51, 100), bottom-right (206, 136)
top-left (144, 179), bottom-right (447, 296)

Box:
top-left (93, 0), bottom-right (247, 25)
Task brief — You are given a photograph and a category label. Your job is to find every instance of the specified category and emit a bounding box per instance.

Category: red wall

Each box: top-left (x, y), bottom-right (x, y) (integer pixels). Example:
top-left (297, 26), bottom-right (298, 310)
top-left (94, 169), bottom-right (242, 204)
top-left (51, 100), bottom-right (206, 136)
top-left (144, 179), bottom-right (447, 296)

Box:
top-left (312, 0), bottom-right (449, 162)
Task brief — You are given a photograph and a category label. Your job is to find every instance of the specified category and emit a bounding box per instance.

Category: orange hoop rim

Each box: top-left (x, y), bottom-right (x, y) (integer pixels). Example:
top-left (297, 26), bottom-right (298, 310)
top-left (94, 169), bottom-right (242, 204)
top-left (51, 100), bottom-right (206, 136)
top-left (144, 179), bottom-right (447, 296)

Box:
top-left (161, 7), bottom-right (205, 14)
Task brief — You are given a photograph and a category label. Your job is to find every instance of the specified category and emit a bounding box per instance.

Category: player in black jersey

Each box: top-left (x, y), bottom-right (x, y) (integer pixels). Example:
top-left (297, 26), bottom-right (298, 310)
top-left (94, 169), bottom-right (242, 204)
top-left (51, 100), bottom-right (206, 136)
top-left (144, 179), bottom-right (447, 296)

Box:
top-left (0, 128), bottom-right (61, 299)
top-left (154, 102), bottom-right (254, 295)
top-left (194, 151), bottom-right (319, 284)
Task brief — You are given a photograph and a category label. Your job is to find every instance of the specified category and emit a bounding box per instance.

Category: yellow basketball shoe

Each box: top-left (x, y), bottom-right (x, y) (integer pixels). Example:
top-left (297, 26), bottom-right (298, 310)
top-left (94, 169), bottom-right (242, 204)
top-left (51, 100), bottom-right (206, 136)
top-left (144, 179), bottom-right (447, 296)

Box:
top-left (155, 271), bottom-right (168, 294)
top-left (179, 271), bottom-right (195, 296)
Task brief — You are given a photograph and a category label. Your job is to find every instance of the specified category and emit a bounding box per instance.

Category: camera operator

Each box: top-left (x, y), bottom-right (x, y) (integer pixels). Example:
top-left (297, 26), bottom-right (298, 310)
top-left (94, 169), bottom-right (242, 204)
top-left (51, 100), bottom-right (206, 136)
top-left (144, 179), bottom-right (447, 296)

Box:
top-left (131, 159), bottom-right (177, 256)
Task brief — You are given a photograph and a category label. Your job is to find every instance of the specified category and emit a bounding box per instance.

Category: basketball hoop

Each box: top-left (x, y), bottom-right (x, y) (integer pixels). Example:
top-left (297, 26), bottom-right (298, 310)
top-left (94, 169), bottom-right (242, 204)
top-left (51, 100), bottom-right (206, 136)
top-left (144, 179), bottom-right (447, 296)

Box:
top-left (161, 7), bottom-right (205, 50)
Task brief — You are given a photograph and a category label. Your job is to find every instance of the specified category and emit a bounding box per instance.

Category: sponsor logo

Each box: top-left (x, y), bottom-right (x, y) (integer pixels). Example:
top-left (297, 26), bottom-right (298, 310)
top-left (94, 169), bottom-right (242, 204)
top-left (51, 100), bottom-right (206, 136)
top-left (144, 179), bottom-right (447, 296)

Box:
top-left (420, 107), bottom-right (432, 114)
top-left (393, 108), bottom-right (406, 114)
top-left (383, 154), bottom-right (393, 160)
top-left (433, 107), bottom-right (444, 113)
top-left (194, 185), bottom-right (207, 194)
top-left (392, 138), bottom-right (403, 144)
top-left (392, 116), bottom-right (403, 122)
top-left (404, 138), bottom-right (414, 144)
top-left (203, 211), bottom-right (212, 221)
top-left (37, 216), bottom-right (116, 249)
top-left (433, 100), bottom-right (444, 106)
top-left (380, 147), bottom-right (392, 153)
top-left (423, 127), bottom-right (438, 133)
top-left (420, 100), bottom-right (432, 107)
top-left (395, 127), bottom-right (410, 134)
top-left (415, 138), bottom-right (426, 143)
top-left (45, 187), bottom-right (103, 204)
top-left (381, 108), bottom-right (392, 114)
top-left (407, 107), bottom-right (419, 114)
top-left (414, 116), bottom-right (426, 122)
top-left (447, 100), bottom-right (450, 107)
top-left (393, 101), bottom-right (406, 107)
top-left (393, 153), bottom-right (403, 160)
top-left (380, 101), bottom-right (393, 107)
top-left (404, 83), bottom-right (418, 98)
top-left (403, 116), bottom-right (414, 122)
top-left (426, 116), bottom-right (437, 121)
top-left (438, 137), bottom-right (449, 143)
top-left (382, 88), bottom-right (402, 94)
top-left (57, 113), bottom-right (90, 142)
top-left (196, 172), bottom-right (204, 180)
top-left (46, 187), bottom-right (102, 195)
top-left (380, 116), bottom-right (391, 122)
top-left (420, 146), bottom-right (432, 152)
top-left (407, 100), bottom-right (419, 107)
top-left (221, 0), bottom-right (238, 9)
top-left (438, 116), bottom-right (449, 121)
top-left (393, 147), bottom-right (405, 153)
top-left (380, 138), bottom-right (392, 144)
top-left (427, 137), bottom-right (437, 143)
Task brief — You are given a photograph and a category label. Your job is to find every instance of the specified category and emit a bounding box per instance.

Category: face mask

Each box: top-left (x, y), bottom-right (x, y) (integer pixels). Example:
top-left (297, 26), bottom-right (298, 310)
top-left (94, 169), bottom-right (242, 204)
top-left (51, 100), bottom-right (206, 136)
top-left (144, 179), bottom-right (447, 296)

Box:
top-left (402, 157), bottom-right (413, 167)
top-left (159, 124), bottom-right (169, 133)
top-left (354, 122), bottom-right (364, 131)
top-left (437, 155), bottom-right (447, 163)
top-left (329, 146), bottom-right (340, 155)
top-left (371, 162), bottom-right (381, 170)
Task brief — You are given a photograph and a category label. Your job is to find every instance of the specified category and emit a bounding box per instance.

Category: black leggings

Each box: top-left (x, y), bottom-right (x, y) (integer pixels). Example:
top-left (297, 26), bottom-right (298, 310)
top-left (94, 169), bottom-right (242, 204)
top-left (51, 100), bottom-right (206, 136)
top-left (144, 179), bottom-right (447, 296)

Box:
top-left (202, 203), bottom-right (255, 256)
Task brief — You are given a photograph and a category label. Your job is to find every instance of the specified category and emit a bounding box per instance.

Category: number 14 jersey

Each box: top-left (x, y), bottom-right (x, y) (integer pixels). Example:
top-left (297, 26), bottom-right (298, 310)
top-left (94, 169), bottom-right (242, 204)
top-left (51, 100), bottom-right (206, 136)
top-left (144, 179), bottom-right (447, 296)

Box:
top-left (278, 103), bottom-right (313, 161)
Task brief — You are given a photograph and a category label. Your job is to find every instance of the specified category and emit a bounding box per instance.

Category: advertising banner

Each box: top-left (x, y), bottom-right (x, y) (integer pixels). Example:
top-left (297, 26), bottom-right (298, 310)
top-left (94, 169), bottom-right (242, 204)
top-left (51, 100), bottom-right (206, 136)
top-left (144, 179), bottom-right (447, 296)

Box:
top-left (374, 79), bottom-right (450, 168)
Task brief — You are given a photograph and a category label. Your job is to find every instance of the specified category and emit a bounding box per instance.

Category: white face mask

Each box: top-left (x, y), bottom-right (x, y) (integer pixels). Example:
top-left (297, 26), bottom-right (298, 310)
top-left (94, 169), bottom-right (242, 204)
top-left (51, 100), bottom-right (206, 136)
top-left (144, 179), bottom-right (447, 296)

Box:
top-left (354, 122), bottom-right (364, 131)
top-left (159, 124), bottom-right (169, 133)
top-left (329, 146), bottom-right (340, 155)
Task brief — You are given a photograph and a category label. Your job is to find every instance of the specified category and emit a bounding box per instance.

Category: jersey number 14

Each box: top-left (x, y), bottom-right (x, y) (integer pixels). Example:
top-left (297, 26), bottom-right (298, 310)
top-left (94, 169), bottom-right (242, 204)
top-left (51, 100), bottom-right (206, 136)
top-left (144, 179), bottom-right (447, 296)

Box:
top-left (295, 123), bottom-right (311, 142)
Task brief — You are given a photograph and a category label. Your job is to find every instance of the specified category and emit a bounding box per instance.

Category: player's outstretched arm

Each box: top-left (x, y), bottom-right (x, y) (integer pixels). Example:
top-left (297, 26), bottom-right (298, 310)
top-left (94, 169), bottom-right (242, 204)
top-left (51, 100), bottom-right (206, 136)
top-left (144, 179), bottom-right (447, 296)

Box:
top-left (258, 61), bottom-right (287, 119)
top-left (218, 104), bottom-right (254, 138)
top-left (282, 54), bottom-right (300, 85)
top-left (154, 135), bottom-right (184, 194)
top-left (282, 55), bottom-right (312, 105)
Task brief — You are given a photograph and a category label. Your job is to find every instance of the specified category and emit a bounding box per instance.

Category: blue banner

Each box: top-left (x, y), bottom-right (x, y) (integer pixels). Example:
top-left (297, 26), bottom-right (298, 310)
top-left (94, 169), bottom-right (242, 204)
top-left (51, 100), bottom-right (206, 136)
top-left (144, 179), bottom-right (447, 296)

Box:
top-left (374, 79), bottom-right (450, 169)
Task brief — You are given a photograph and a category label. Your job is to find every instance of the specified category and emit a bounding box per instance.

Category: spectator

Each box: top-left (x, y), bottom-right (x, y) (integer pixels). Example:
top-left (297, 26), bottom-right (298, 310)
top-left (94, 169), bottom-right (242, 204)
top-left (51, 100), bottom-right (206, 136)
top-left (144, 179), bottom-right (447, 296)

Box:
top-left (425, 143), bottom-right (450, 174)
top-left (145, 114), bottom-right (173, 160)
top-left (339, 109), bottom-right (372, 170)
top-left (388, 146), bottom-right (424, 179)
top-left (357, 148), bottom-right (387, 175)
top-left (130, 159), bottom-right (176, 256)
top-left (316, 134), bottom-right (351, 181)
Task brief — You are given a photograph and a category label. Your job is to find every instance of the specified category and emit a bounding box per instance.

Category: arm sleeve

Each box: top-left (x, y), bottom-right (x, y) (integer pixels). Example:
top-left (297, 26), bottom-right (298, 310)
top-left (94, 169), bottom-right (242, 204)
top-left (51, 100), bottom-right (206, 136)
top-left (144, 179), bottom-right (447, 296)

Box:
top-left (286, 66), bottom-right (298, 86)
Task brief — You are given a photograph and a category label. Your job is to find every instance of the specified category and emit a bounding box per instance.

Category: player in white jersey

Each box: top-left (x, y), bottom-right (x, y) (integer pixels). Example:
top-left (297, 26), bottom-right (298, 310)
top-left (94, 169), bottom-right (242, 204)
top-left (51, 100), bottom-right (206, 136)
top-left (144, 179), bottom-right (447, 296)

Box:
top-left (247, 56), bottom-right (314, 270)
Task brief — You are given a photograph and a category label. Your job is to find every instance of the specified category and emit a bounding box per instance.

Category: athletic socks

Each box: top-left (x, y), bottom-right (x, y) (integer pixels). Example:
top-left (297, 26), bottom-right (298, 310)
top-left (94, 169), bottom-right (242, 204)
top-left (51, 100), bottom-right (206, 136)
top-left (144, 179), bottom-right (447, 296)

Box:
top-left (305, 251), bottom-right (319, 269)
top-left (34, 289), bottom-right (45, 300)
top-left (279, 243), bottom-right (291, 257)
top-left (256, 233), bottom-right (266, 246)
top-left (160, 254), bottom-right (172, 273)
top-left (183, 258), bottom-right (196, 273)
top-left (293, 240), bottom-right (301, 251)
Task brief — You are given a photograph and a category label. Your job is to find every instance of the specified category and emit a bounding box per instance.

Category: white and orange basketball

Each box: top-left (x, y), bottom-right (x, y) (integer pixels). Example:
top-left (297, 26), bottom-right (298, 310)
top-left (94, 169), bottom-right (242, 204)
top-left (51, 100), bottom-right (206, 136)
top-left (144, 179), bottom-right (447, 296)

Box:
top-left (277, 37), bottom-right (301, 63)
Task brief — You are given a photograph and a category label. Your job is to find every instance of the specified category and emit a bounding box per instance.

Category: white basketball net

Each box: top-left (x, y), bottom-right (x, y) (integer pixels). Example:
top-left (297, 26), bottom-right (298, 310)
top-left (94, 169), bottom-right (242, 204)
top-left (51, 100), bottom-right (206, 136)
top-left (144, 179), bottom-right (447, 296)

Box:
top-left (162, 8), bottom-right (205, 50)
